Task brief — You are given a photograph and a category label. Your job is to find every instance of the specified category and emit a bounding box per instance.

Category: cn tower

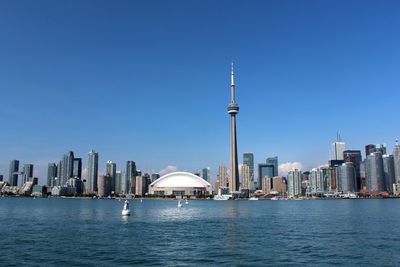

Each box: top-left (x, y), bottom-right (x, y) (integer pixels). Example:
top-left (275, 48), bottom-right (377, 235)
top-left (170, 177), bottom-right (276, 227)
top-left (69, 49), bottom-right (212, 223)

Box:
top-left (228, 63), bottom-right (239, 193)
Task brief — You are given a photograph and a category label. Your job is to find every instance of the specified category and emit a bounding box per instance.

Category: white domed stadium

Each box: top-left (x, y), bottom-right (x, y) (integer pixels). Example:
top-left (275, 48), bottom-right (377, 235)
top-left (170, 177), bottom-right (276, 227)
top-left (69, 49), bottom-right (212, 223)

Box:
top-left (148, 172), bottom-right (211, 197)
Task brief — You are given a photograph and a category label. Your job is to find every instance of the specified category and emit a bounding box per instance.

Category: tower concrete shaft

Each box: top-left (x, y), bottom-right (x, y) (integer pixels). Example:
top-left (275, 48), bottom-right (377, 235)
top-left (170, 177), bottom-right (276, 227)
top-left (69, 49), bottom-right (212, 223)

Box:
top-left (227, 63), bottom-right (239, 192)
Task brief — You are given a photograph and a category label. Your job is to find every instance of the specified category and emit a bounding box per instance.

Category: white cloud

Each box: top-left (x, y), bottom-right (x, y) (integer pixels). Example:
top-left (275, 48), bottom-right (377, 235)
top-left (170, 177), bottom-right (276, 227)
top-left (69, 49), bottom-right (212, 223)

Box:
top-left (278, 162), bottom-right (303, 175)
top-left (159, 165), bottom-right (178, 176)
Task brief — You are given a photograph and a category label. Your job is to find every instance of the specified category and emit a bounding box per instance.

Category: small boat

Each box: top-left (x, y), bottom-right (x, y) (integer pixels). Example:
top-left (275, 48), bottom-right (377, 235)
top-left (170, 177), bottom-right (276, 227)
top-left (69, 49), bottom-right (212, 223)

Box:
top-left (185, 199), bottom-right (189, 205)
top-left (249, 197), bottom-right (258, 201)
top-left (140, 198), bottom-right (143, 203)
top-left (178, 200), bottom-right (183, 208)
top-left (122, 200), bottom-right (131, 216)
top-left (270, 196), bottom-right (278, 201)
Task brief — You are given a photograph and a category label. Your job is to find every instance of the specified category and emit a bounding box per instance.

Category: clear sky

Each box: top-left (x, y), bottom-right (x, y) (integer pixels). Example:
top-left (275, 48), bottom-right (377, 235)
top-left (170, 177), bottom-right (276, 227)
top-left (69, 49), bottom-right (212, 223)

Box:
top-left (1, 0), bottom-right (400, 184)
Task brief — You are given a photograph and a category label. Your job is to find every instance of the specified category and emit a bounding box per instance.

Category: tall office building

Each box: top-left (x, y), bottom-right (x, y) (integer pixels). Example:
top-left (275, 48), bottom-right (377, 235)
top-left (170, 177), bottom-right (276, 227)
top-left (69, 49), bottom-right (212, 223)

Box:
top-left (243, 153), bottom-right (254, 189)
top-left (287, 169), bottom-right (302, 197)
top-left (119, 171), bottom-right (128, 195)
top-left (365, 152), bottom-right (384, 192)
top-left (106, 161), bottom-right (117, 192)
top-left (258, 164), bottom-right (274, 190)
top-left (86, 150), bottom-right (99, 193)
top-left (202, 167), bottom-right (210, 182)
top-left (382, 155), bottom-right (395, 193)
top-left (151, 173), bottom-right (160, 183)
top-left (365, 144), bottom-right (376, 157)
top-left (331, 141), bottom-right (346, 160)
top-left (359, 161), bottom-right (366, 190)
top-left (262, 176), bottom-right (271, 195)
top-left (272, 176), bottom-right (287, 194)
top-left (266, 156), bottom-right (278, 177)
top-left (22, 164), bottom-right (34, 184)
top-left (343, 150), bottom-right (362, 191)
top-left (126, 161), bottom-right (137, 194)
top-left (393, 140), bottom-right (400, 187)
top-left (337, 162), bottom-right (356, 193)
top-left (47, 163), bottom-right (57, 187)
top-left (8, 160), bottom-right (19, 186)
top-left (227, 63), bottom-right (239, 193)
top-left (218, 165), bottom-right (228, 189)
top-left (61, 151), bottom-right (74, 186)
top-left (56, 160), bottom-right (62, 186)
top-left (375, 144), bottom-right (387, 155)
top-left (115, 171), bottom-right (122, 194)
top-left (240, 164), bottom-right (250, 190)
top-left (73, 158), bottom-right (82, 178)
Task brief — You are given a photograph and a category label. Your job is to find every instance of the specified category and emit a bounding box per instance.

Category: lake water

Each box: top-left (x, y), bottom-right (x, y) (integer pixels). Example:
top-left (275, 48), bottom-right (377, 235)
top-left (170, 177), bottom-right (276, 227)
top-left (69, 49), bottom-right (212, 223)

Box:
top-left (0, 198), bottom-right (399, 266)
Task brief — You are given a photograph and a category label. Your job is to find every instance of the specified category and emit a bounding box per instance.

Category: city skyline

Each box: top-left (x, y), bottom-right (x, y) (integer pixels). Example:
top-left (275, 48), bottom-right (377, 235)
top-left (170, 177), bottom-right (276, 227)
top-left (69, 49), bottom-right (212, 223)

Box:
top-left (1, 1), bottom-right (400, 183)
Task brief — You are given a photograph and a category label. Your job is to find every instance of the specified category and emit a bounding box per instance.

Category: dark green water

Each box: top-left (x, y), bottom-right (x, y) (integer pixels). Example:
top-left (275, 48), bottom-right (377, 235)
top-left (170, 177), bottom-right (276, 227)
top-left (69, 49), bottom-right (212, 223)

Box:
top-left (0, 198), bottom-right (399, 266)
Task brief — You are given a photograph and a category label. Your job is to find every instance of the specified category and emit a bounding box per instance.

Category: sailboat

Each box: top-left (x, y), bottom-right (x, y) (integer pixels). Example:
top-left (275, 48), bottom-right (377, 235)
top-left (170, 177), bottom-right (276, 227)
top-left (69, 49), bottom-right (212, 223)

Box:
top-left (178, 200), bottom-right (183, 208)
top-left (122, 200), bottom-right (131, 216)
top-left (185, 199), bottom-right (189, 205)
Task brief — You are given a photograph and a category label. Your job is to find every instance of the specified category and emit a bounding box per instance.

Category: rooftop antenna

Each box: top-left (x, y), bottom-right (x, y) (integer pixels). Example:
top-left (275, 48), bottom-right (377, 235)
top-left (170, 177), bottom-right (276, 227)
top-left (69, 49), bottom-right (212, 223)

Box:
top-left (337, 131), bottom-right (342, 142)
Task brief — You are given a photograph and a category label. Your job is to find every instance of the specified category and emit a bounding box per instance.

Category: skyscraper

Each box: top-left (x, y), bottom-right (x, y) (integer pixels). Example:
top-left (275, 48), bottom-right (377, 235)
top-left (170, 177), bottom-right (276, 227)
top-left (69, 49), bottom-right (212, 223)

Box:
top-left (337, 162), bottom-right (356, 193)
top-left (47, 163), bottom-right (57, 187)
top-left (240, 164), bottom-right (250, 189)
top-left (218, 165), bottom-right (228, 189)
top-left (365, 152), bottom-right (384, 192)
top-left (73, 158), bottom-right (82, 178)
top-left (287, 169), bottom-right (302, 197)
top-left (22, 164), bottom-right (34, 184)
top-left (243, 153), bottom-right (254, 189)
top-left (382, 155), bottom-right (395, 193)
top-left (8, 160), bottom-right (19, 186)
top-left (115, 170), bottom-right (122, 194)
top-left (393, 140), bottom-right (400, 187)
top-left (202, 167), bottom-right (210, 182)
top-left (343, 150), bottom-right (362, 191)
top-left (86, 149), bottom-right (99, 193)
top-left (266, 157), bottom-right (278, 177)
top-left (126, 161), bottom-right (136, 194)
top-left (331, 141), bottom-right (346, 160)
top-left (61, 151), bottom-right (74, 186)
top-left (227, 63), bottom-right (239, 193)
top-left (56, 160), bottom-right (62, 186)
top-left (106, 160), bottom-right (117, 192)
top-left (365, 144), bottom-right (376, 157)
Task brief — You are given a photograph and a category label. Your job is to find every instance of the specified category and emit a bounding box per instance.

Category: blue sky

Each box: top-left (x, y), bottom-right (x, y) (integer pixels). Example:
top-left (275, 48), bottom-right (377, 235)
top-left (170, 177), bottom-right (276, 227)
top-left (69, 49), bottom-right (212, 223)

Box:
top-left (1, 0), bottom-right (400, 184)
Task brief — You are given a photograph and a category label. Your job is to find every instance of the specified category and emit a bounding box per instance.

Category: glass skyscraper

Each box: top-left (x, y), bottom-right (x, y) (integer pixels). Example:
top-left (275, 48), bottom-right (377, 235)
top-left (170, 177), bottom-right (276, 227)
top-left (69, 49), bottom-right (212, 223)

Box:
top-left (258, 164), bottom-right (274, 190)
top-left (73, 158), bottom-right (82, 178)
top-left (366, 152), bottom-right (384, 192)
top-left (382, 154), bottom-right (395, 193)
top-left (126, 161), bottom-right (137, 194)
top-left (8, 160), bottom-right (19, 186)
top-left (266, 156), bottom-right (278, 177)
top-left (343, 150), bottom-right (362, 191)
top-left (86, 150), bottom-right (99, 193)
top-left (337, 162), bottom-right (356, 193)
top-left (47, 163), bottom-right (57, 187)
top-left (243, 153), bottom-right (254, 189)
top-left (393, 141), bottom-right (400, 186)
top-left (61, 151), bottom-right (74, 186)
top-left (22, 164), bottom-right (34, 184)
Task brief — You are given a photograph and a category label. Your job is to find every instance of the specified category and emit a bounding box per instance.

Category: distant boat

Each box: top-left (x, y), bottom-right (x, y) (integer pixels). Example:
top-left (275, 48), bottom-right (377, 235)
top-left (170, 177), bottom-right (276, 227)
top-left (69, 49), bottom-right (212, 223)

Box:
top-left (140, 198), bottom-right (143, 203)
top-left (178, 200), bottom-right (183, 208)
top-left (213, 189), bottom-right (231, 200)
top-left (122, 200), bottom-right (131, 216)
top-left (270, 197), bottom-right (279, 200)
top-left (249, 197), bottom-right (258, 201)
top-left (185, 199), bottom-right (189, 205)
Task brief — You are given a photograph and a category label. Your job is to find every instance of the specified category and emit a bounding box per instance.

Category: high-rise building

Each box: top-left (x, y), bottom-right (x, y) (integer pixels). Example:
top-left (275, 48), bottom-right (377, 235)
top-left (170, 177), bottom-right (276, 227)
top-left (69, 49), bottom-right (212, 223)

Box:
top-left (61, 151), bottom-right (74, 186)
top-left (47, 163), bottom-right (57, 187)
top-left (266, 157), bottom-right (278, 177)
top-left (393, 140), bottom-right (400, 190)
top-left (227, 63), bottom-right (239, 193)
top-left (86, 150), bottom-right (99, 193)
top-left (365, 144), bottom-right (376, 157)
top-left (243, 153), bottom-right (254, 189)
top-left (98, 174), bottom-right (112, 197)
top-left (126, 161), bottom-right (136, 194)
top-left (218, 165), bottom-right (228, 189)
top-left (258, 164), bottom-right (274, 190)
top-left (328, 167), bottom-right (337, 192)
top-left (202, 167), bottom-right (210, 182)
top-left (151, 173), bottom-right (160, 183)
top-left (309, 168), bottom-right (325, 194)
top-left (22, 164), bottom-right (34, 184)
top-left (360, 161), bottom-right (366, 190)
top-left (331, 141), bottom-right (346, 160)
top-left (343, 150), bottom-right (362, 191)
top-left (106, 161), bottom-right (117, 193)
top-left (8, 160), bottom-right (19, 186)
top-left (115, 171), bottom-right (122, 194)
top-left (135, 175), bottom-right (149, 197)
top-left (337, 162), bottom-right (356, 193)
top-left (240, 164), bottom-right (250, 190)
top-left (365, 152), bottom-right (384, 192)
top-left (382, 155), bottom-right (395, 193)
top-left (375, 144), bottom-right (387, 155)
top-left (287, 169), bottom-right (302, 197)
top-left (73, 158), bottom-right (82, 178)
